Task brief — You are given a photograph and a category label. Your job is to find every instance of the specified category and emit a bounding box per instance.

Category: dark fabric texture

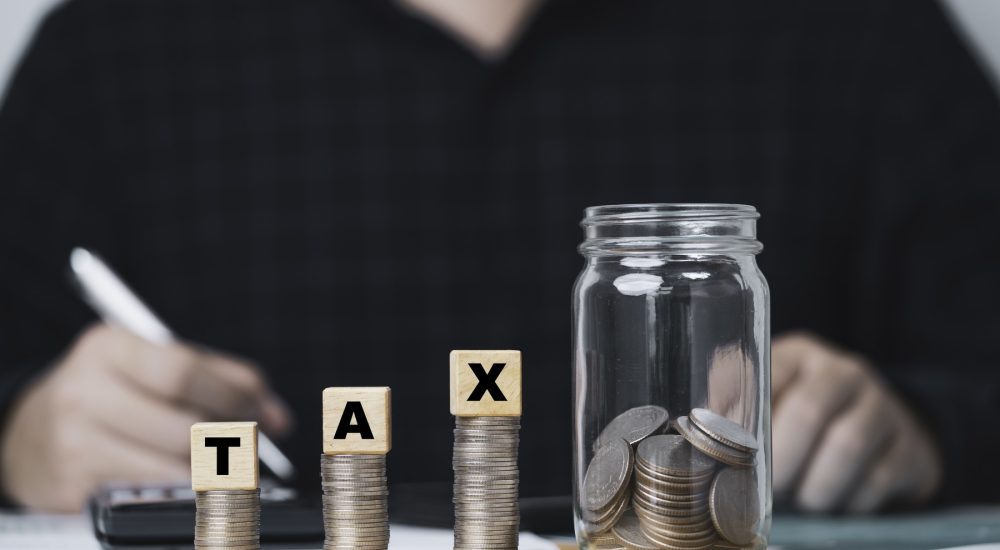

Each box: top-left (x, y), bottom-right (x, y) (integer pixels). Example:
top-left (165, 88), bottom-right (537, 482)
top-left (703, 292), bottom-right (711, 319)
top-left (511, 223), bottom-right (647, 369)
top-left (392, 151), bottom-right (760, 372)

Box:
top-left (0, 0), bottom-right (998, 502)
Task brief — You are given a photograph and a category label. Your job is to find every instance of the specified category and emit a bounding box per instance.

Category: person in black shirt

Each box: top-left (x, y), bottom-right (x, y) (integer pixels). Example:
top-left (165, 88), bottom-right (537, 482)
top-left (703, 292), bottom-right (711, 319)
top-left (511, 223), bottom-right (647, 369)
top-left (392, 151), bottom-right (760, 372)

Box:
top-left (0, 0), bottom-right (997, 514)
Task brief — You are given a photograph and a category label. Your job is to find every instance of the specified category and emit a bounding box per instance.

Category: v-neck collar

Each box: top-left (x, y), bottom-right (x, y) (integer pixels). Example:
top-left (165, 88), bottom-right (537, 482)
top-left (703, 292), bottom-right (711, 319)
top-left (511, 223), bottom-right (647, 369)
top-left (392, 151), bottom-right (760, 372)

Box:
top-left (363, 0), bottom-right (571, 73)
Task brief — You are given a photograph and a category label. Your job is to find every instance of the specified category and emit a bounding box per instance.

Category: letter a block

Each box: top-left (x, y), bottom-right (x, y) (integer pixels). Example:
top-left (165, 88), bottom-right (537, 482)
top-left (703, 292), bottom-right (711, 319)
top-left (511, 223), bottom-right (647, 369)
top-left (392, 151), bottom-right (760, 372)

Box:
top-left (323, 387), bottom-right (392, 455)
top-left (190, 422), bottom-right (258, 491)
top-left (450, 350), bottom-right (522, 417)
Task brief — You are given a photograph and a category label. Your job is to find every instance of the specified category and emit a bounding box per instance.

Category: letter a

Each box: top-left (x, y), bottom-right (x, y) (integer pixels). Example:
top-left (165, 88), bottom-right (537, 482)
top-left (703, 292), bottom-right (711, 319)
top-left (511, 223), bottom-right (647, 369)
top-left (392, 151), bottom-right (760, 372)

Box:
top-left (334, 401), bottom-right (375, 439)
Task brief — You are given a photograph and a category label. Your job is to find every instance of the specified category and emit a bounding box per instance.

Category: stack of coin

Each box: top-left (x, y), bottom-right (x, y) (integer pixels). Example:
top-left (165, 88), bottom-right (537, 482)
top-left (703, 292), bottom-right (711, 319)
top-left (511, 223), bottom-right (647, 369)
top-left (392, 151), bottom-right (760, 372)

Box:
top-left (581, 406), bottom-right (764, 548)
top-left (629, 434), bottom-right (719, 548)
top-left (194, 489), bottom-right (261, 549)
top-left (453, 416), bottom-right (520, 550)
top-left (321, 454), bottom-right (390, 550)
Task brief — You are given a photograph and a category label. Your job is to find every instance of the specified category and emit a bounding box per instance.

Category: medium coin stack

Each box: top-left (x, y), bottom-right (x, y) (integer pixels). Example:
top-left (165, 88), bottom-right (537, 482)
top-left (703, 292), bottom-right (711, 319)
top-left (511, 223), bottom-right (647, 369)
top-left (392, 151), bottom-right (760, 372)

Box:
top-left (194, 489), bottom-right (261, 549)
top-left (453, 416), bottom-right (521, 550)
top-left (321, 454), bottom-right (390, 550)
top-left (629, 434), bottom-right (718, 548)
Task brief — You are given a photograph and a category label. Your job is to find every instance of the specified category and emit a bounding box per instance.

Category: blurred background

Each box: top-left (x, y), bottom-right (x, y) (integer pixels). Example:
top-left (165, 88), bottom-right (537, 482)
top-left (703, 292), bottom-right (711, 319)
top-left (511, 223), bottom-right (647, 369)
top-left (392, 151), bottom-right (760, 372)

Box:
top-left (0, 2), bottom-right (999, 548)
top-left (6, 0), bottom-right (1000, 101)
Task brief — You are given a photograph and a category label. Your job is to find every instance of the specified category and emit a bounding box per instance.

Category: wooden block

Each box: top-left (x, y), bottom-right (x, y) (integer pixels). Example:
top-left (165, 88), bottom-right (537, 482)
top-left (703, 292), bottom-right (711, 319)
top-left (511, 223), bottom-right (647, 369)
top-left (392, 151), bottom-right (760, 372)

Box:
top-left (323, 387), bottom-right (392, 455)
top-left (190, 422), bottom-right (258, 491)
top-left (450, 350), bottom-right (522, 416)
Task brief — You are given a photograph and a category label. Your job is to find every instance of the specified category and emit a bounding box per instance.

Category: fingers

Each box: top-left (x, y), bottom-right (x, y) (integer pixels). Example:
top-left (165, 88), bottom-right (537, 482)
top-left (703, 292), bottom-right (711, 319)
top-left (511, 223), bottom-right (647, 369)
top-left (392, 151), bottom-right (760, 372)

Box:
top-left (87, 325), bottom-right (290, 432)
top-left (771, 333), bottom-right (814, 401)
top-left (795, 383), bottom-right (897, 512)
top-left (843, 426), bottom-right (910, 514)
top-left (844, 415), bottom-right (942, 514)
top-left (52, 427), bottom-right (190, 512)
top-left (87, 370), bottom-right (201, 459)
top-left (772, 351), bottom-right (865, 496)
top-left (91, 428), bottom-right (190, 483)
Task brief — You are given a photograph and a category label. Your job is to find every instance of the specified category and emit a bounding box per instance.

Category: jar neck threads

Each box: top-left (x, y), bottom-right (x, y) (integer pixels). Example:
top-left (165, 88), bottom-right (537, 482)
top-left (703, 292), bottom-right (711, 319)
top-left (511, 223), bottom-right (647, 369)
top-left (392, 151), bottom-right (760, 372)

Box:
top-left (579, 203), bottom-right (762, 256)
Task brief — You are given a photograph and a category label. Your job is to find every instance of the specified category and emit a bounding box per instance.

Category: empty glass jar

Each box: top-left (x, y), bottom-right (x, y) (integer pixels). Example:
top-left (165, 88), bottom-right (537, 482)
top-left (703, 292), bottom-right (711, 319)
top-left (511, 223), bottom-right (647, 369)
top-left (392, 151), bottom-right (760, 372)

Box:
top-left (572, 204), bottom-right (771, 549)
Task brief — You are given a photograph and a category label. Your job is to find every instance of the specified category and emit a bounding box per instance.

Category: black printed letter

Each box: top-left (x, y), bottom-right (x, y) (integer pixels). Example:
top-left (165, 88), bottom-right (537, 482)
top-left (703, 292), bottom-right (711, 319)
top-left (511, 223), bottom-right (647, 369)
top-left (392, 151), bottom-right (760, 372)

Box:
top-left (205, 437), bottom-right (241, 475)
top-left (334, 401), bottom-right (374, 439)
top-left (467, 363), bottom-right (507, 401)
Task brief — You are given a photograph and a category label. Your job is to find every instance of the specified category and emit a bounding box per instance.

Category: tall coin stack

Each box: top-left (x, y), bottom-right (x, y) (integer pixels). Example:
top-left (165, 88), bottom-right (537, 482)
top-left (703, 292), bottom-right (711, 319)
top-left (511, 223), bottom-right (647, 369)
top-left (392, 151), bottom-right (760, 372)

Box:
top-left (449, 350), bottom-right (524, 550)
top-left (321, 387), bottom-right (393, 550)
top-left (190, 422), bottom-right (261, 550)
top-left (453, 416), bottom-right (521, 549)
top-left (195, 490), bottom-right (261, 549)
top-left (321, 454), bottom-right (390, 549)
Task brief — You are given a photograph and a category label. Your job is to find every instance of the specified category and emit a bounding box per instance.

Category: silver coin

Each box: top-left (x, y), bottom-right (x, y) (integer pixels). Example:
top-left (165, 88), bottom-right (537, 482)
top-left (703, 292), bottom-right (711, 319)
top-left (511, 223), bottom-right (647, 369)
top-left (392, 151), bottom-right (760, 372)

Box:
top-left (675, 417), bottom-right (754, 467)
top-left (690, 408), bottom-right (758, 453)
top-left (595, 406), bottom-right (670, 450)
top-left (611, 510), bottom-right (661, 550)
top-left (582, 438), bottom-right (633, 511)
top-left (709, 467), bottom-right (760, 546)
top-left (637, 434), bottom-right (717, 477)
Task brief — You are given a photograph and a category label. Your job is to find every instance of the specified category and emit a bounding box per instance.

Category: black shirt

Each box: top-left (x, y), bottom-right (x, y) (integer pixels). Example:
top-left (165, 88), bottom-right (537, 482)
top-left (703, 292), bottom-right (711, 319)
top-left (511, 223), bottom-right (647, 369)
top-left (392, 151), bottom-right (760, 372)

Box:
top-left (1, 0), bottom-right (999, 502)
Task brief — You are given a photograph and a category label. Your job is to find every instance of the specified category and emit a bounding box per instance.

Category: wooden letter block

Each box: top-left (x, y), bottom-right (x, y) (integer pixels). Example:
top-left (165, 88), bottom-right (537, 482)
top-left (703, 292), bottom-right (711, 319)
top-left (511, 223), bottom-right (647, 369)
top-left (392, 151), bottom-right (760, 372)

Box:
top-left (450, 350), bottom-right (522, 417)
top-left (323, 387), bottom-right (392, 455)
top-left (190, 422), bottom-right (258, 491)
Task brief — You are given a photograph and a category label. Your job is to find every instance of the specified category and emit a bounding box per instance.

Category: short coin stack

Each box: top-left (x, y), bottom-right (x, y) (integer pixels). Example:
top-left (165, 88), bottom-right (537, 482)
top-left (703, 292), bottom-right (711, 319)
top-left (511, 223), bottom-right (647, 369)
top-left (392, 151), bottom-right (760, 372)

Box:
top-left (194, 490), bottom-right (261, 549)
top-left (190, 422), bottom-right (261, 550)
top-left (321, 454), bottom-right (390, 549)
top-left (581, 406), bottom-right (762, 549)
top-left (453, 416), bottom-right (521, 549)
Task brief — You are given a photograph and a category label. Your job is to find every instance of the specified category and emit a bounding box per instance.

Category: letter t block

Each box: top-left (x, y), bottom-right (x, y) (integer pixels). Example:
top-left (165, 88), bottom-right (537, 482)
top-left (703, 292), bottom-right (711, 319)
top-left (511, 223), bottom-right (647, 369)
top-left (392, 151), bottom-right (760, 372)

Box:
top-left (323, 387), bottom-right (392, 455)
top-left (450, 350), bottom-right (522, 417)
top-left (190, 422), bottom-right (258, 491)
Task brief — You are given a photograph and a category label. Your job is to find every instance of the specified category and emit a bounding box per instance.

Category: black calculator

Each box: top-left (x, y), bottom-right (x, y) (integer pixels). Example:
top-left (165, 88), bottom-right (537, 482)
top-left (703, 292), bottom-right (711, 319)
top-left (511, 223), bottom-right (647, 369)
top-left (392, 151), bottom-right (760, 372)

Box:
top-left (88, 482), bottom-right (323, 549)
top-left (89, 481), bottom-right (573, 548)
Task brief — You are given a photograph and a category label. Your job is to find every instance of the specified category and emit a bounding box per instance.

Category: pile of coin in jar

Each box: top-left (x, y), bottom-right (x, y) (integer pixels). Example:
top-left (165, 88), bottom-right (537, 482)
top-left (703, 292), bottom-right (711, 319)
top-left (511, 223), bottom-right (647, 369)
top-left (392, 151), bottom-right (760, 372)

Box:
top-left (581, 406), bottom-right (761, 549)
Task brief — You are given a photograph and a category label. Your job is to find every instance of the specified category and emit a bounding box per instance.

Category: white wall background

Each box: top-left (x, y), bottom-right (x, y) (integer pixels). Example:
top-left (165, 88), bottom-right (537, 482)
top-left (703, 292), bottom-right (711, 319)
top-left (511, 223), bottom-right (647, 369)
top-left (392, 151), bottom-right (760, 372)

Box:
top-left (0, 0), bottom-right (998, 104)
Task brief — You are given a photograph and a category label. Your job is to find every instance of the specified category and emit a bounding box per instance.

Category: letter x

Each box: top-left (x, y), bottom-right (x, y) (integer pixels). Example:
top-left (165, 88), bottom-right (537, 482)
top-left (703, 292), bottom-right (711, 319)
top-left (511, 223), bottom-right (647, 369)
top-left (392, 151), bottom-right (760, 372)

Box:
top-left (467, 363), bottom-right (507, 401)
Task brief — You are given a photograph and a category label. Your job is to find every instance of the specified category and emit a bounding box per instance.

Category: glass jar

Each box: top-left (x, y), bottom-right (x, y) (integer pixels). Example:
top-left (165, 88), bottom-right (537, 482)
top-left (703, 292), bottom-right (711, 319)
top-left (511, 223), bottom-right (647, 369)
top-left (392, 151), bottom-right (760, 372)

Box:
top-left (572, 204), bottom-right (770, 549)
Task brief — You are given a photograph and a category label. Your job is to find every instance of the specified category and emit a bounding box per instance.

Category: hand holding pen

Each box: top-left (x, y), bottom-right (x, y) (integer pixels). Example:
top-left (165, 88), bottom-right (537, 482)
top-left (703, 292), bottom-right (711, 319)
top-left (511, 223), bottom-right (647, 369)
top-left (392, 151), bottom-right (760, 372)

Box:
top-left (0, 249), bottom-right (294, 512)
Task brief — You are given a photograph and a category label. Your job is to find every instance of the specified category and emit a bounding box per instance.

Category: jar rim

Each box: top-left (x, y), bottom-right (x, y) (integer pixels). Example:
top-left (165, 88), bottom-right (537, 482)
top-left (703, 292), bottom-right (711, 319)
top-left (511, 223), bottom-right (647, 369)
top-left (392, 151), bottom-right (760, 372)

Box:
top-left (582, 203), bottom-right (759, 226)
top-left (579, 203), bottom-right (762, 256)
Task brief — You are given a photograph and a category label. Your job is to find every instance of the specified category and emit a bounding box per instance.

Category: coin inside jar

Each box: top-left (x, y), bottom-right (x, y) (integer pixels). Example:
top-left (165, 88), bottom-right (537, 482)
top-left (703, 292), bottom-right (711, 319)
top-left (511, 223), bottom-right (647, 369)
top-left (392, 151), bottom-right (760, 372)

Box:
top-left (582, 438), bottom-right (633, 512)
top-left (675, 416), bottom-right (754, 467)
top-left (709, 466), bottom-right (760, 546)
top-left (594, 405), bottom-right (670, 450)
top-left (636, 434), bottom-right (716, 477)
top-left (689, 408), bottom-right (759, 453)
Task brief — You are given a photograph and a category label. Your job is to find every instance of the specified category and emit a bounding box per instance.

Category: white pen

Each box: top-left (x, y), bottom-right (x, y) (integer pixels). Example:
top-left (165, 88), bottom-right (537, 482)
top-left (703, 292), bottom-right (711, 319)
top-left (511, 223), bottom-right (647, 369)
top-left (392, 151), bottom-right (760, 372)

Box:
top-left (68, 247), bottom-right (296, 481)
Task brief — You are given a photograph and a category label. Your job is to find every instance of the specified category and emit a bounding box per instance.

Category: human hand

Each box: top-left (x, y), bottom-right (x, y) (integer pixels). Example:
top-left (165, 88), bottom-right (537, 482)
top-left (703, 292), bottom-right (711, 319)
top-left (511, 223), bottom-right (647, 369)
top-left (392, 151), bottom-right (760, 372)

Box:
top-left (0, 324), bottom-right (291, 512)
top-left (772, 332), bottom-right (942, 514)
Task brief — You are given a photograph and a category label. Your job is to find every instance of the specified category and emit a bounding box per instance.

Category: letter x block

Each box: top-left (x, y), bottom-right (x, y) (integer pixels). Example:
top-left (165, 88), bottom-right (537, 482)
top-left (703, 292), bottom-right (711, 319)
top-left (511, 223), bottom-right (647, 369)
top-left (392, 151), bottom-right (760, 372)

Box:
top-left (190, 422), bottom-right (258, 491)
top-left (323, 387), bottom-right (392, 455)
top-left (450, 350), bottom-right (522, 417)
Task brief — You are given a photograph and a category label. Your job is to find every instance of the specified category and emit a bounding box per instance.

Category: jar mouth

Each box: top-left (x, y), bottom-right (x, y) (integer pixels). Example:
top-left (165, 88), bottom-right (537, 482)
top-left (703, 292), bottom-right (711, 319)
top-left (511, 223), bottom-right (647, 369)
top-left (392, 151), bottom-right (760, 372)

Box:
top-left (580, 203), bottom-right (762, 256)
top-left (582, 203), bottom-right (759, 226)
